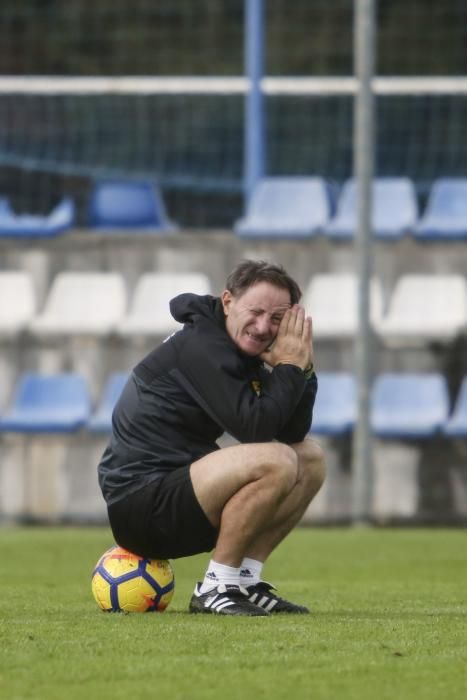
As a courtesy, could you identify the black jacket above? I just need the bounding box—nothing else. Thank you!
[98,293,317,505]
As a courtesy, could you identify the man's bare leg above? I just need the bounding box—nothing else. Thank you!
[189,441,303,615]
[190,439,324,565]
[190,441,300,566]
[244,438,325,562]
[189,439,325,614]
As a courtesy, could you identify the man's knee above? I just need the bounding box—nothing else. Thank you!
[255,442,299,494]
[293,438,326,492]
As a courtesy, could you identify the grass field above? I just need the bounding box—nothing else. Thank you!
[0,526,466,700]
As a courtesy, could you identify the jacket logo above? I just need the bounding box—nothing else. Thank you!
[251,380,261,397]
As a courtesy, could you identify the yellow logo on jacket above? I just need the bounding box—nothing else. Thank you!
[251,380,261,397]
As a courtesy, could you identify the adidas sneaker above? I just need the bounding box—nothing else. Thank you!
[246,581,310,614]
[189,583,270,616]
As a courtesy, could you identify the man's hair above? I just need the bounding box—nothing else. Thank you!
[225,259,302,304]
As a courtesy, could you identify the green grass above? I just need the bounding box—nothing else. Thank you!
[0,527,466,700]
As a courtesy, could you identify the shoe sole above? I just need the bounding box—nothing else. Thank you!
[189,603,269,617]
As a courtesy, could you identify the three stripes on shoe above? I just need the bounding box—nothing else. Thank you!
[199,585,277,613]
[247,589,278,612]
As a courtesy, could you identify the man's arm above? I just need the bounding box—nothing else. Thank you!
[260,304,316,443]
[173,306,314,443]
[275,371,317,443]
[172,341,308,442]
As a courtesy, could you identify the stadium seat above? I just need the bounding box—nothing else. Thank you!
[87,373,128,433]
[310,373,357,435]
[415,178,467,240]
[370,373,449,439]
[0,372,91,433]
[88,180,176,231]
[303,274,384,339]
[0,197,75,237]
[0,271,36,338]
[444,377,467,437]
[116,272,211,336]
[29,271,127,336]
[233,176,331,238]
[376,274,467,346]
[324,177,418,240]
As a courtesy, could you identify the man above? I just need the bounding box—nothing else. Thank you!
[98,259,325,616]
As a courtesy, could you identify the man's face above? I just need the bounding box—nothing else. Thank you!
[221,281,291,356]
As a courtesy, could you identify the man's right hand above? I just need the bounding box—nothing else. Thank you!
[260,305,313,371]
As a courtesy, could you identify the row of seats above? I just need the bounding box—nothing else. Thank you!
[1,270,466,345]
[0,181,176,237]
[0,270,211,338]
[305,273,467,344]
[236,176,467,240]
[0,371,466,437]
[0,372,126,434]
[2,176,467,240]
[313,373,467,438]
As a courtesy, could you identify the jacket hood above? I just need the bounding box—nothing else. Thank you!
[170,293,225,326]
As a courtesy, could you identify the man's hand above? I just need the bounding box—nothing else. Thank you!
[260,305,313,371]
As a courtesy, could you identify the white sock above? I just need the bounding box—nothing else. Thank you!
[199,560,241,593]
[239,557,264,587]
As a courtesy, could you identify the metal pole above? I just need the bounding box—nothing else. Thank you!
[244,0,265,211]
[351,0,376,523]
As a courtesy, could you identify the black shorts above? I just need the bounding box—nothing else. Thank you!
[107,467,218,560]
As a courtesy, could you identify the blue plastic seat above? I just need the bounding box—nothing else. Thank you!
[87,373,128,433]
[370,373,449,439]
[88,180,176,231]
[325,177,418,240]
[0,198,75,238]
[444,377,467,437]
[310,373,357,435]
[234,176,331,238]
[414,178,467,240]
[0,373,91,433]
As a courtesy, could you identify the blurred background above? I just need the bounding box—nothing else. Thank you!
[0,0,466,527]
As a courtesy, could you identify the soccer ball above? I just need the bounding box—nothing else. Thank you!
[91,545,175,613]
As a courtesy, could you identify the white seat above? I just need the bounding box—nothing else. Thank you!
[304,274,384,339]
[0,271,36,338]
[116,272,211,336]
[376,274,467,346]
[29,272,127,336]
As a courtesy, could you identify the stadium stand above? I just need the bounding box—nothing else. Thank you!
[1,3,467,527]
[0,198,75,238]
[324,177,418,240]
[444,376,467,437]
[88,180,176,232]
[303,274,384,340]
[376,274,467,346]
[233,176,331,238]
[87,372,128,433]
[116,271,211,337]
[415,178,467,240]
